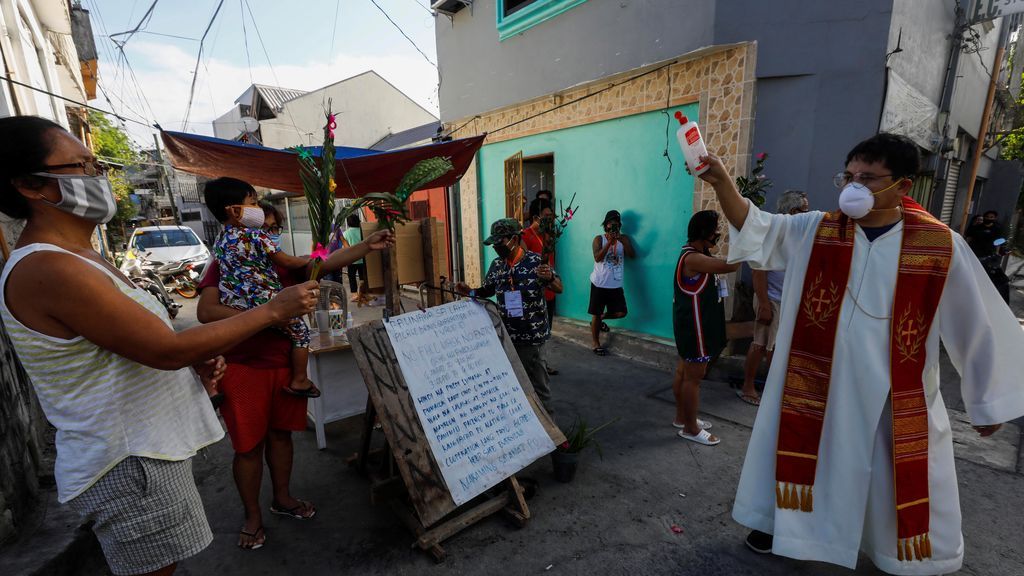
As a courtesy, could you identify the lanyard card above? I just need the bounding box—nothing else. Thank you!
[503,290,524,318]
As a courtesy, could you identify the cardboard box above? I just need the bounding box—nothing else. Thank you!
[362,220,429,289]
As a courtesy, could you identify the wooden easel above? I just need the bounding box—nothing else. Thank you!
[347,225,564,561]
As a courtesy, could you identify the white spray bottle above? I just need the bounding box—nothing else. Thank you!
[674,111,710,176]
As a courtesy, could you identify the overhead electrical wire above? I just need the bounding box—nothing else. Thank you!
[182,0,227,130]
[366,0,437,68]
[0,74,152,128]
[241,0,306,141]
[239,0,255,85]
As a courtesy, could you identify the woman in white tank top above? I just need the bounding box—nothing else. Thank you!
[588,210,636,355]
[0,117,319,575]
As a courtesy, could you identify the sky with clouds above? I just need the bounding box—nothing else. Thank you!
[83,0,439,146]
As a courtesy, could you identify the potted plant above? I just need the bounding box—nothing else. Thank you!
[551,416,617,483]
[735,152,773,208]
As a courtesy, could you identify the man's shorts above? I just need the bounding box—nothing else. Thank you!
[752,294,781,352]
[588,283,627,316]
[67,457,212,576]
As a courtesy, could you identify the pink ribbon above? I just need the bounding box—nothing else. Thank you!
[310,243,329,261]
[327,114,337,139]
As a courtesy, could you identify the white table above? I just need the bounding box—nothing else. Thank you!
[306,332,368,450]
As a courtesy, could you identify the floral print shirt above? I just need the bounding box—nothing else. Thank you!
[214,224,282,309]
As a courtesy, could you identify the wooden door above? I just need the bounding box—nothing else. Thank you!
[504,151,524,223]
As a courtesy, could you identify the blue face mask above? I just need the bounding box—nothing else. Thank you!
[268,233,282,248]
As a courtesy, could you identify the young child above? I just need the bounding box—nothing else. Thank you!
[203,177,320,398]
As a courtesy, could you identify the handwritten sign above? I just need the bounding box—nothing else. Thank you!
[384,300,555,506]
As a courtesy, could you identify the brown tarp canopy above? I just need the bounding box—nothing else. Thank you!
[160,130,485,197]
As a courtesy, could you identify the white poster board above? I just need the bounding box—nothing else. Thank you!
[384,300,555,506]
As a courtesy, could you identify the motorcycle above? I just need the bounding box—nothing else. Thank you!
[979,238,1011,304]
[120,254,181,319]
[146,257,206,299]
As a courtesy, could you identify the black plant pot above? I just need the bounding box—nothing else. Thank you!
[551,450,579,483]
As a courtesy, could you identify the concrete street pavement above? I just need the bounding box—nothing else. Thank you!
[167,295,1023,576]
[7,290,1022,575]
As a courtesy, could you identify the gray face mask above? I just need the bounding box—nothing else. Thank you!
[33,173,116,224]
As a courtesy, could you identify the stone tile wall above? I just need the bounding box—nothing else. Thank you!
[448,43,757,283]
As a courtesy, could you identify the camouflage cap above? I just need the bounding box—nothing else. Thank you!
[483,218,523,245]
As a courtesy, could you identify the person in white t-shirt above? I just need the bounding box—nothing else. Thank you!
[589,210,635,355]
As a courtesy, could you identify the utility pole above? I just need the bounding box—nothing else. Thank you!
[153,133,180,225]
[960,37,1005,233]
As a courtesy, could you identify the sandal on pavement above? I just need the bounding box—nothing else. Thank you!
[238,525,265,550]
[600,321,610,333]
[284,382,321,398]
[677,428,720,446]
[270,499,316,519]
[593,347,608,356]
[735,390,761,406]
[672,419,712,430]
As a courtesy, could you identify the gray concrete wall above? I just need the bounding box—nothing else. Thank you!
[979,158,1023,229]
[714,1,895,212]
[435,0,717,122]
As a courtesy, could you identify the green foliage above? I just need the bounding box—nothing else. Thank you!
[735,152,772,208]
[88,111,136,165]
[106,169,137,246]
[336,157,454,232]
[394,157,454,202]
[555,416,618,457]
[290,110,337,253]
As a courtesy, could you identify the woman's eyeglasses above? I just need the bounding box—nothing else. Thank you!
[264,225,283,234]
[35,160,109,176]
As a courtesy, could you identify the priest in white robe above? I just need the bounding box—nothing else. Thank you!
[696,133,1024,575]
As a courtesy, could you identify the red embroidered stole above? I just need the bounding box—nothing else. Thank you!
[776,197,952,562]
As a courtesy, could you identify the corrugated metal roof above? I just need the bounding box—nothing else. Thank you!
[234,84,308,113]
[370,121,444,151]
[254,85,307,111]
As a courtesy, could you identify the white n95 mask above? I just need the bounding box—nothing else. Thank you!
[838,179,903,219]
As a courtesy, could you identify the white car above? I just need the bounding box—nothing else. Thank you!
[126,225,210,265]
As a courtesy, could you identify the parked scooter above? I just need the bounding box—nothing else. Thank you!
[146,257,205,299]
[979,238,1011,304]
[120,253,181,319]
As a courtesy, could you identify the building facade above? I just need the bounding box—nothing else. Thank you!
[435,0,1022,340]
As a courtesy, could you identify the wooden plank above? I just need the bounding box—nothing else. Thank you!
[348,321,456,526]
[382,246,400,316]
[420,218,441,308]
[415,491,511,550]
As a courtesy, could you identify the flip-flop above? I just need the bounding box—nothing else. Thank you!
[672,419,712,430]
[736,390,761,406]
[593,347,608,356]
[284,382,322,398]
[270,499,316,519]
[600,322,610,333]
[678,428,720,446]
[238,525,265,550]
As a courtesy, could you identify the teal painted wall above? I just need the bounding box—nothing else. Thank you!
[477,103,699,340]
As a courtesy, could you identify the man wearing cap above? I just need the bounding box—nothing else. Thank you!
[589,210,636,356]
[456,218,563,413]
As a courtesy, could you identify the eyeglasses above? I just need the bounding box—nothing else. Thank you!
[264,225,283,234]
[35,160,109,176]
[833,171,893,189]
